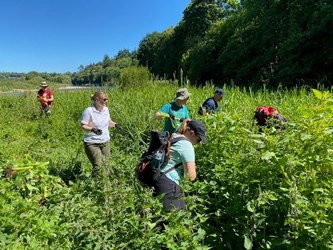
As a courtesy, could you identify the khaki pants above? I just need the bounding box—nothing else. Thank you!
[84,141,110,177]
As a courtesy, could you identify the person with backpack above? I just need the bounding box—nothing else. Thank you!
[153,119,207,211]
[154,88,191,134]
[198,88,224,115]
[37,81,54,115]
[81,91,122,177]
[253,105,288,131]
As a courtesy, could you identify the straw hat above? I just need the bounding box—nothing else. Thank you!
[40,81,48,87]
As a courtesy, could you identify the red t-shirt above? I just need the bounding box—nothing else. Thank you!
[37,89,53,107]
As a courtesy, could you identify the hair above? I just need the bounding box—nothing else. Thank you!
[177,119,192,135]
[91,91,107,102]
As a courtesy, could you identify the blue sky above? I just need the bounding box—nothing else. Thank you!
[0,0,190,73]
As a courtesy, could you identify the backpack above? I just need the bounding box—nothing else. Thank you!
[254,106,288,129]
[136,130,186,187]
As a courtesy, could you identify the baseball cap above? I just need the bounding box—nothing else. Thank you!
[215,88,224,95]
[174,88,191,100]
[188,119,207,144]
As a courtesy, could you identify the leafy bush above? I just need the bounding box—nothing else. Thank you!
[116,66,151,89]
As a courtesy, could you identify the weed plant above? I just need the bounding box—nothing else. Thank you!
[0,82,332,249]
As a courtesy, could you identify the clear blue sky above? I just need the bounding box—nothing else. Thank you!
[0,0,191,73]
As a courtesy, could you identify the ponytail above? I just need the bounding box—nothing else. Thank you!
[177,119,191,135]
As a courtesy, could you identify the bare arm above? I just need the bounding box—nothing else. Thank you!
[48,94,54,102]
[81,123,93,132]
[109,119,117,128]
[184,162,197,181]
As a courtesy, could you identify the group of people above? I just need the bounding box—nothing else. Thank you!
[37,81,223,211]
[79,87,223,211]
[153,87,223,211]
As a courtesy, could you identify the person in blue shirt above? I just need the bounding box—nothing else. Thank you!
[154,88,191,133]
[153,119,207,211]
[198,88,224,115]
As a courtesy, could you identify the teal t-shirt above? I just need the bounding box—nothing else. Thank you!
[159,102,190,133]
[161,133,195,185]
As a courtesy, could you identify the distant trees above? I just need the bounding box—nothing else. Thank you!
[2,0,331,88]
[136,0,333,87]
[71,49,140,86]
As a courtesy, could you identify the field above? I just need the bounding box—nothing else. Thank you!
[0,82,332,249]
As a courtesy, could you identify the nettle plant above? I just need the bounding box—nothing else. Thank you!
[189,88,333,249]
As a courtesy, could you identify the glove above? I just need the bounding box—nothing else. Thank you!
[169,114,175,120]
[91,127,102,135]
[179,118,184,122]
[115,124,123,130]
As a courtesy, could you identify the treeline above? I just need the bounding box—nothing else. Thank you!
[72,0,333,87]
[2,0,332,88]
[137,0,332,87]
[0,71,72,85]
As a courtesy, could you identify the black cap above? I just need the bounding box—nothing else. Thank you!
[188,120,207,144]
[215,88,224,95]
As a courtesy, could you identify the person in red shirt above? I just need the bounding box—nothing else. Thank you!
[37,81,54,115]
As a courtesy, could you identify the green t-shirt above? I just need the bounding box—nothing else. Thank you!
[159,102,190,133]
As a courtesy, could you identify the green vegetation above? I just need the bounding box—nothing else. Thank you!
[1,81,333,249]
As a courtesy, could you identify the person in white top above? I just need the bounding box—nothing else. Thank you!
[81,91,122,177]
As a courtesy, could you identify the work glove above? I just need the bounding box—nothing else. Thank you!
[169,114,175,120]
[91,127,102,135]
[115,124,123,131]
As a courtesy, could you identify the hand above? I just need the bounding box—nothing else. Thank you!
[91,127,102,135]
[115,124,123,130]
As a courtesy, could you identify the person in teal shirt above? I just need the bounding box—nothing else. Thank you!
[154,88,191,133]
[153,119,207,211]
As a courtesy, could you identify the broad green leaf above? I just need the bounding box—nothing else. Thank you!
[244,235,253,250]
[312,89,322,99]
[261,151,276,161]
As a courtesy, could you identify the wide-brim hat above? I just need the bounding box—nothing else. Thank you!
[40,81,48,87]
[174,88,191,101]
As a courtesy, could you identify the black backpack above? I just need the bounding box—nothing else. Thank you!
[136,130,186,187]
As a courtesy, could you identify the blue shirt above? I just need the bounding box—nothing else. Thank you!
[203,97,220,113]
[161,133,195,185]
[159,102,190,133]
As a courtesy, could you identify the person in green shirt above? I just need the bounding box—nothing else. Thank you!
[154,88,191,133]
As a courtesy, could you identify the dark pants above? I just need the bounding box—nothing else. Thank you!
[153,173,185,212]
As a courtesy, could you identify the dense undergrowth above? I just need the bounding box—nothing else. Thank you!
[0,82,332,249]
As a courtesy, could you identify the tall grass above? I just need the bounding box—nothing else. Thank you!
[0,82,332,249]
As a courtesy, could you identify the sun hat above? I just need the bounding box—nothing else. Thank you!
[188,119,207,144]
[174,88,191,101]
[40,81,48,87]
